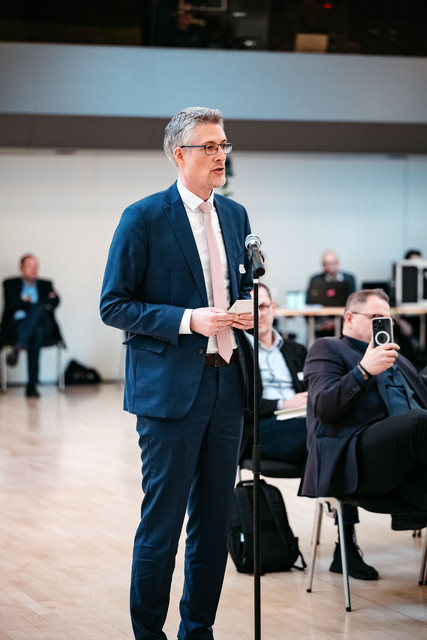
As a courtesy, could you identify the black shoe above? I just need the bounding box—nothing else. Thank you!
[26,384,40,398]
[6,348,20,366]
[330,541,379,581]
[391,514,427,531]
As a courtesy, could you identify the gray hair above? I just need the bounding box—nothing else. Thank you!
[344,288,389,313]
[163,106,224,166]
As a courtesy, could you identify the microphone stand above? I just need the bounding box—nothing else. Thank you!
[247,247,264,640]
[252,277,262,640]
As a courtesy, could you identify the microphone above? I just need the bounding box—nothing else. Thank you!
[245,234,265,278]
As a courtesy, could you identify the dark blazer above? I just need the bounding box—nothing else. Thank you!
[299,335,427,498]
[0,277,62,347]
[240,336,307,459]
[100,182,253,419]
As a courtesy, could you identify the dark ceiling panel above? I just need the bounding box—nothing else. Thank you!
[0,113,426,154]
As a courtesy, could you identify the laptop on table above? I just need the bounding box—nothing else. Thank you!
[306,278,350,307]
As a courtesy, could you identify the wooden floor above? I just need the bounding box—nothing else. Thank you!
[0,383,426,640]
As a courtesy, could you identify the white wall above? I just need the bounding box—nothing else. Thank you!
[2,43,427,124]
[1,148,426,383]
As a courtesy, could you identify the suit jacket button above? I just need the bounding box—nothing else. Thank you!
[198,348,205,355]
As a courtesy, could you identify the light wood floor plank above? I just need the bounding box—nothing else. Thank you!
[0,384,425,639]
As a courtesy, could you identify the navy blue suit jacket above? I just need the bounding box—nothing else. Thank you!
[100,182,253,419]
[299,335,427,497]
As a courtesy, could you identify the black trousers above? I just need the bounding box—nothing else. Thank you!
[14,306,52,386]
[258,415,359,525]
[355,408,427,511]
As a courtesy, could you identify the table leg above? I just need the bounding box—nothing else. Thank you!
[420,315,426,352]
[307,317,315,347]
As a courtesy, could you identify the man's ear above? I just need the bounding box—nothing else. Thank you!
[344,310,352,327]
[174,146,185,167]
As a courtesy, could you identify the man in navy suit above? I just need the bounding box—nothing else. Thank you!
[100,107,254,640]
[300,288,427,514]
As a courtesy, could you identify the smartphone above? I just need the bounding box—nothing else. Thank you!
[372,317,394,347]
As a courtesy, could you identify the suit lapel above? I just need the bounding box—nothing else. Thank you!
[280,341,302,392]
[163,184,208,305]
[215,197,238,304]
[397,359,427,409]
[375,373,389,408]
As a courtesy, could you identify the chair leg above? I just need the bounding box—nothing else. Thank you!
[337,499,352,611]
[0,347,7,393]
[310,497,324,546]
[57,345,65,392]
[419,529,427,585]
[307,499,323,593]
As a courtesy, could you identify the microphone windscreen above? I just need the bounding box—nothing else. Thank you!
[245,234,261,249]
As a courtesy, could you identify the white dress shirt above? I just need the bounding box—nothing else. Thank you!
[177,179,236,353]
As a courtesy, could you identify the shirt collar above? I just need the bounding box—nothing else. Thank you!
[325,271,344,282]
[177,179,214,211]
[342,334,368,354]
[271,327,284,350]
[257,327,284,352]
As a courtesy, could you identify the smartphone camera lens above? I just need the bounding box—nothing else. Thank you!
[375,331,390,345]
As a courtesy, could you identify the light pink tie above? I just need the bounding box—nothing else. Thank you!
[199,201,233,363]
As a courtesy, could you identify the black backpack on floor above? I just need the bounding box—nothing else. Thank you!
[64,359,102,385]
[228,479,306,574]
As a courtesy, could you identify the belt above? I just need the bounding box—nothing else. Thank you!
[204,349,238,367]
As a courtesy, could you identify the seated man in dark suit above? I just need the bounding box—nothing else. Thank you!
[244,283,378,579]
[0,254,62,397]
[307,250,356,295]
[299,288,427,561]
[306,250,356,337]
[245,283,308,463]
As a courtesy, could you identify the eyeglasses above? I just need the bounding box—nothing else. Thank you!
[352,311,395,324]
[180,142,232,156]
[258,303,272,313]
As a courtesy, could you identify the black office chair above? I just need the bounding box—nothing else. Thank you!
[238,455,304,480]
[0,338,66,393]
[307,494,427,611]
[0,304,66,393]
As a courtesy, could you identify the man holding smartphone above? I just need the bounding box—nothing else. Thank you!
[299,288,427,520]
[244,283,379,579]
